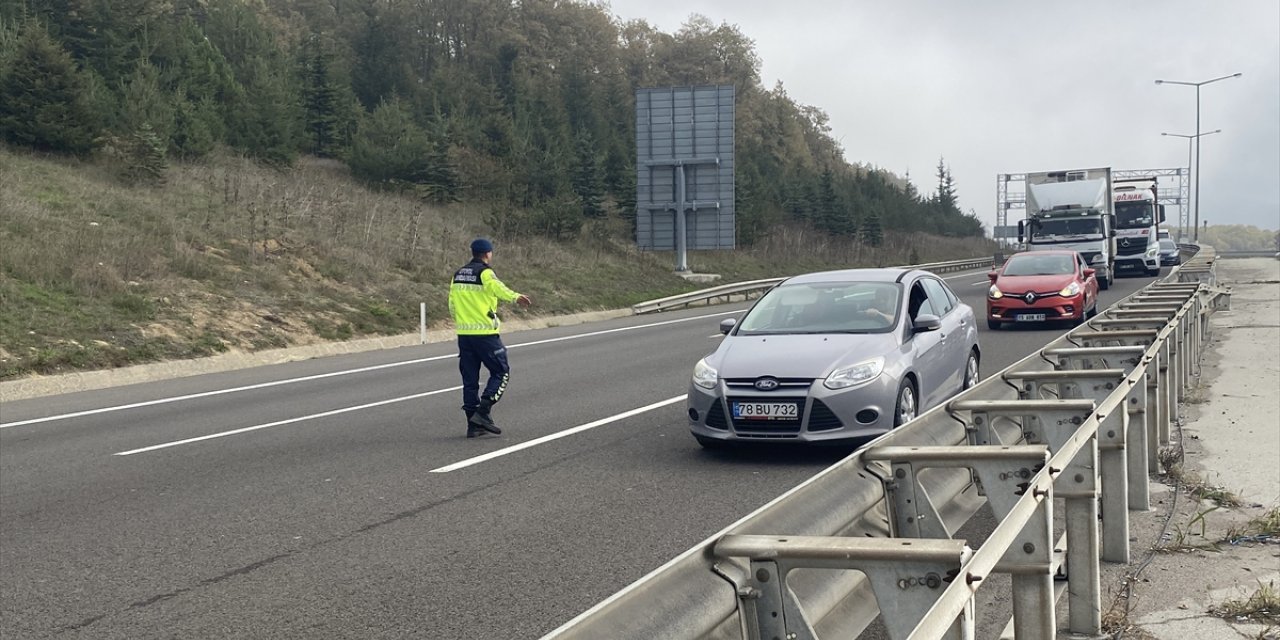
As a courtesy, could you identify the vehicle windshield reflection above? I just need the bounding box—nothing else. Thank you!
[736,282,901,335]
[1002,254,1075,277]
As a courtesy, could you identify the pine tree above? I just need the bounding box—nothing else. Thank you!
[421,110,460,203]
[300,35,342,157]
[817,169,854,236]
[120,122,167,185]
[935,156,957,212]
[118,59,174,143]
[227,55,298,165]
[169,91,217,158]
[0,25,100,154]
[571,128,606,218]
[861,211,884,247]
[348,96,431,185]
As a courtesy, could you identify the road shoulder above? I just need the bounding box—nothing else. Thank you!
[1101,258,1280,640]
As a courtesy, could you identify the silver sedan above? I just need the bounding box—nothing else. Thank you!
[687,268,981,448]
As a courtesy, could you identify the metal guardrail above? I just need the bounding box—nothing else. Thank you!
[546,245,1227,640]
[631,257,996,315]
[1215,249,1280,259]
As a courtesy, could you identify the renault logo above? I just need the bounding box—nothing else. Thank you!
[1023,292,1037,304]
[754,377,780,391]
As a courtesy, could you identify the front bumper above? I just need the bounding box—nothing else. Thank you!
[988,293,1085,323]
[1116,255,1159,272]
[687,375,899,444]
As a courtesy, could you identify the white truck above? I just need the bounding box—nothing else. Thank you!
[1018,167,1118,290]
[1113,177,1165,276]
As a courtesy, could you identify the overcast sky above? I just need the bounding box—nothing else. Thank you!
[604,0,1280,234]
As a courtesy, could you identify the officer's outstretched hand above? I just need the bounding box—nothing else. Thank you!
[516,294,533,307]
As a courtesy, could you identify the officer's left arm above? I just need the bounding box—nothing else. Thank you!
[480,269,521,303]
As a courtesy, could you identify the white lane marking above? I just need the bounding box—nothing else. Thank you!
[971,281,990,287]
[113,386,463,456]
[2,311,738,429]
[429,395,687,473]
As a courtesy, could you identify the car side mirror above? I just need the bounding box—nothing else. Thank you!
[719,318,737,335]
[987,270,999,282]
[912,314,942,333]
[1083,268,1096,278]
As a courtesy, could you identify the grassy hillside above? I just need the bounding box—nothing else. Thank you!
[0,146,996,379]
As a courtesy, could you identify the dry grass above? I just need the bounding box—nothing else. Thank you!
[0,145,998,378]
[1224,507,1280,544]
[1210,581,1280,624]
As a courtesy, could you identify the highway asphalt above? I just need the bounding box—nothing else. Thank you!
[0,268,1162,639]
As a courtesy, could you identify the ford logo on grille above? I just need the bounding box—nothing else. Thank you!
[754,377,780,391]
[1023,292,1037,304]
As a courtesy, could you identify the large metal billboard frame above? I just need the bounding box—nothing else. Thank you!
[635,85,736,271]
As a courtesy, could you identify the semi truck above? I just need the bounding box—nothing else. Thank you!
[1113,177,1165,276]
[1017,167,1117,290]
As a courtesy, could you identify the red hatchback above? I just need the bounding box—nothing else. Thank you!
[987,250,1099,330]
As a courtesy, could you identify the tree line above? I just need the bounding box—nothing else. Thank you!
[0,0,984,244]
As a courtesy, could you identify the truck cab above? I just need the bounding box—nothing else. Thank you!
[1113,178,1165,277]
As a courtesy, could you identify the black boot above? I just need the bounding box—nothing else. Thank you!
[465,410,483,438]
[468,398,502,434]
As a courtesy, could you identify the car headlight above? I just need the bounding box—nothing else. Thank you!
[824,357,885,390]
[1146,245,1158,257]
[1059,281,1081,297]
[988,285,1003,299]
[692,358,719,389]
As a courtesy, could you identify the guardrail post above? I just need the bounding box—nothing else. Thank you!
[1009,498,1056,640]
[1150,344,1166,469]
[1007,371,1131,564]
[1167,327,1180,440]
[1127,372,1151,512]
[1038,413,1102,636]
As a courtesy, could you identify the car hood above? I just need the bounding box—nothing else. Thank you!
[714,333,898,379]
[996,274,1074,293]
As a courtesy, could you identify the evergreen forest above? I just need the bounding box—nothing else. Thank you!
[0,0,985,244]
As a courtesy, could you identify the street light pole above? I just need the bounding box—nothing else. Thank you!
[1155,73,1242,241]
[1162,130,1221,241]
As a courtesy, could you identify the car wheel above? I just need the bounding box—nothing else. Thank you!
[987,319,1001,330]
[1100,275,1111,290]
[1146,266,1161,277]
[893,379,918,427]
[963,350,980,390]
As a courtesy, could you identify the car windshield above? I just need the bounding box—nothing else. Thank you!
[737,281,901,334]
[1003,254,1075,276]
[1159,239,1177,251]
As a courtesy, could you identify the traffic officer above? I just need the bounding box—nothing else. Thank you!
[448,238,532,438]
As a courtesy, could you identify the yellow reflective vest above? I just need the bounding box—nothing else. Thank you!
[449,260,521,335]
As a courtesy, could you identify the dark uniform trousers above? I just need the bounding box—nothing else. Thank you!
[457,334,510,413]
